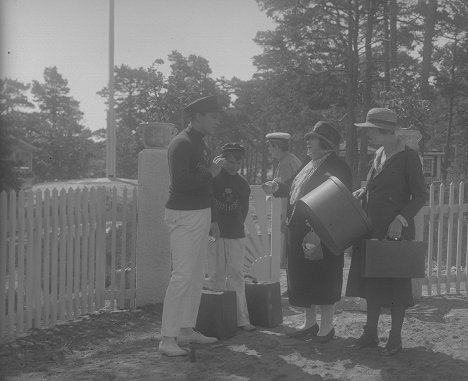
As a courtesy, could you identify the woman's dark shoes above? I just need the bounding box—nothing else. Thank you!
[287,323,319,338]
[351,328,379,349]
[380,342,402,356]
[380,332,402,356]
[309,328,335,344]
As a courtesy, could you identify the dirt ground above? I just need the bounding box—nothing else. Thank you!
[1,267,467,381]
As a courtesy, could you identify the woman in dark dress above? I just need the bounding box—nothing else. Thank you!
[346,108,427,356]
[263,122,352,343]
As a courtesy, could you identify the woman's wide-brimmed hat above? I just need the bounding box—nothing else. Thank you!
[304,121,341,149]
[354,107,399,130]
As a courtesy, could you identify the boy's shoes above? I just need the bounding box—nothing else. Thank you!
[159,340,188,357]
[177,330,218,345]
[287,323,319,338]
[239,324,256,332]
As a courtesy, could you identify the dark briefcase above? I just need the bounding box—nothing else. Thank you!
[362,239,426,278]
[195,290,237,340]
[245,281,283,327]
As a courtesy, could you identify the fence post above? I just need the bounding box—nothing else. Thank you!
[136,148,171,306]
[412,209,425,299]
[270,197,282,283]
[0,192,8,343]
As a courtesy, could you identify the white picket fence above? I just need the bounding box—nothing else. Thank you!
[1,181,467,342]
[414,181,468,295]
[0,185,137,343]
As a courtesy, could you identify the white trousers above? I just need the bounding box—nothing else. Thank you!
[210,238,250,327]
[161,208,211,337]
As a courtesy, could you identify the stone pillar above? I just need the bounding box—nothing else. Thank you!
[136,148,171,306]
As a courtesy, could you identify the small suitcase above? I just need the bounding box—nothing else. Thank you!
[362,239,426,278]
[245,281,283,327]
[195,290,237,340]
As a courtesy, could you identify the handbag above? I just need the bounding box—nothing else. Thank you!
[362,239,426,278]
[302,230,324,261]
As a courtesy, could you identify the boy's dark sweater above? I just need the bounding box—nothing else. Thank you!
[213,168,251,238]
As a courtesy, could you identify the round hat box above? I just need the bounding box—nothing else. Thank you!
[296,176,372,254]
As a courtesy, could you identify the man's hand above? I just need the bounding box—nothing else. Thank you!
[387,218,403,240]
[210,222,221,240]
[210,156,226,177]
[352,187,367,200]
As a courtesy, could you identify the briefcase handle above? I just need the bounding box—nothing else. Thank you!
[244,274,259,284]
[385,236,403,242]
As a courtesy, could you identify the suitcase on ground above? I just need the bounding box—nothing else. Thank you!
[245,281,283,327]
[362,239,426,278]
[195,290,237,340]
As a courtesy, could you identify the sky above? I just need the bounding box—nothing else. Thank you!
[1,0,275,131]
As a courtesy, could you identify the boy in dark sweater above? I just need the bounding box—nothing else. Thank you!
[209,143,255,331]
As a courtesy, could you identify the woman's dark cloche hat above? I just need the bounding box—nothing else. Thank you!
[354,107,399,130]
[221,143,245,155]
[304,121,341,149]
[184,95,220,115]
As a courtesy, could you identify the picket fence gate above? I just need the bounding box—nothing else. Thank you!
[414,181,468,296]
[0,185,137,344]
[243,186,282,282]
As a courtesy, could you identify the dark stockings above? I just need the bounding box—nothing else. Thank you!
[365,302,381,336]
[366,302,405,339]
[390,305,405,339]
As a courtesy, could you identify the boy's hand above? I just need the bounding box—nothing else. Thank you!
[210,222,220,240]
[210,156,226,177]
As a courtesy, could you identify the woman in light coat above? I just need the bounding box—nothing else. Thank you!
[346,108,427,356]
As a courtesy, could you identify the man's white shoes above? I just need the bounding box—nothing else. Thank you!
[177,330,218,345]
[158,340,188,357]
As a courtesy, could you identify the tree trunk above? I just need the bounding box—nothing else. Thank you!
[442,94,455,181]
[420,0,438,99]
[442,39,458,181]
[383,0,391,91]
[253,148,259,184]
[389,0,398,68]
[247,146,255,184]
[359,0,375,182]
[241,140,247,177]
[261,118,268,183]
[345,0,360,184]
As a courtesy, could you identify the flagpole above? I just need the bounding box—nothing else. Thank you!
[106,0,116,178]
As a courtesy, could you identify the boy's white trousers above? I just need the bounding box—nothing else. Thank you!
[161,207,211,337]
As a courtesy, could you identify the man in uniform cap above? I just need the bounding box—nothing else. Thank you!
[265,132,302,184]
[159,95,225,356]
[264,132,302,274]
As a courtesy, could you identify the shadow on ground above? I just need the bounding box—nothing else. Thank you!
[1,296,467,380]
